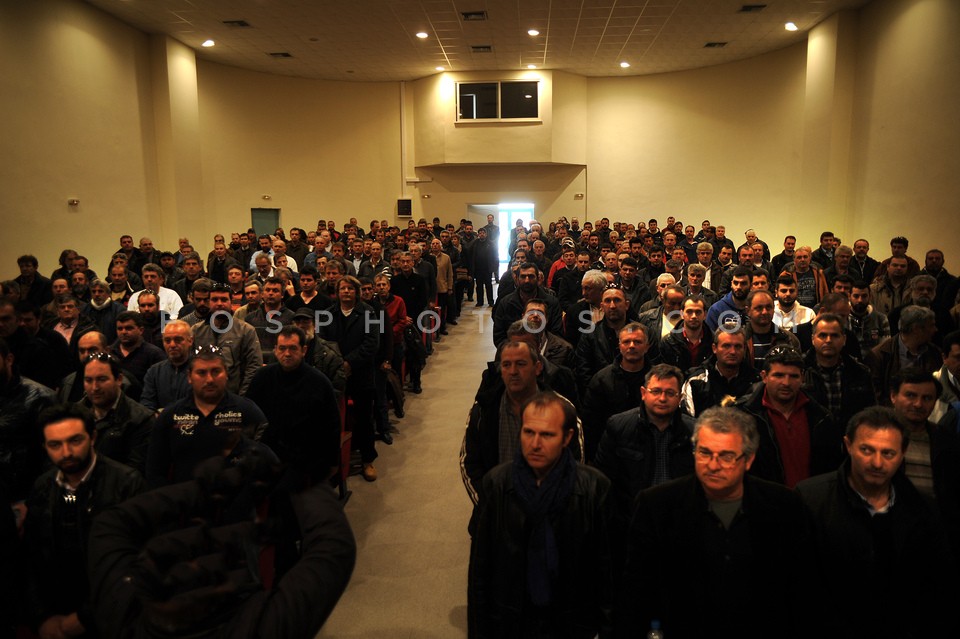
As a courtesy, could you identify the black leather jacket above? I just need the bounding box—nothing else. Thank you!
[24,456,145,628]
[468,461,613,639]
[0,375,56,501]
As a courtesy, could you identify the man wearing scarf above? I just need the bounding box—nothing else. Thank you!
[468,391,612,638]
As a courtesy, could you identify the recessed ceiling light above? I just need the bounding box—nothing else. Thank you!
[785,22,798,31]
[436,66,445,71]
[524,94,533,99]
[528,29,539,36]
[416,32,429,39]
[527,64,536,69]
[620,61,630,68]
[202,39,215,47]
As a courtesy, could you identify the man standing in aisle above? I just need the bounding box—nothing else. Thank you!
[468,391,612,638]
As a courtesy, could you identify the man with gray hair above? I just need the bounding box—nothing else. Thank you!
[128,263,183,319]
[867,304,942,405]
[618,406,812,636]
[887,273,952,342]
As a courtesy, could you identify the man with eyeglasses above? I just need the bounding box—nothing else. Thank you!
[797,406,953,637]
[141,320,194,412]
[146,345,268,487]
[618,407,813,637]
[594,364,694,559]
[75,352,154,474]
[735,346,842,487]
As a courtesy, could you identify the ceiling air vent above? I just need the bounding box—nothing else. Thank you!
[461,11,488,21]
[471,45,493,53]
[222,20,251,27]
[704,42,727,48]
[268,52,293,58]
[738,4,767,12]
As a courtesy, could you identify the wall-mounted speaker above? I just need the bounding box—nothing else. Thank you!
[397,198,412,217]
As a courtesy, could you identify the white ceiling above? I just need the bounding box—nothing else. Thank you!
[84,0,871,82]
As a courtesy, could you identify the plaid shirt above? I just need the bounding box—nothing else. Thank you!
[814,363,843,417]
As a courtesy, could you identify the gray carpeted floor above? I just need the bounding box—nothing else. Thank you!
[318,305,497,638]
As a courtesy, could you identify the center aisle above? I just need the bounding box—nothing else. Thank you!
[317,305,498,639]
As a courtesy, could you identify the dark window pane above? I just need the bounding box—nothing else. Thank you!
[501,81,538,118]
[459,83,499,119]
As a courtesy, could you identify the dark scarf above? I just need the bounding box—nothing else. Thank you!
[512,446,577,607]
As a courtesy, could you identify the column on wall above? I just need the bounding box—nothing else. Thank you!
[799,10,859,235]
[149,34,205,246]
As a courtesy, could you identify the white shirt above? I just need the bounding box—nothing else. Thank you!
[128,286,184,319]
[772,301,816,329]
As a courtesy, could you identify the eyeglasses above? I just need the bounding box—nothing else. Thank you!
[644,388,679,399]
[211,282,231,292]
[694,447,746,468]
[193,344,223,357]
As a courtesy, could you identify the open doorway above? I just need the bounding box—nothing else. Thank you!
[466,202,534,273]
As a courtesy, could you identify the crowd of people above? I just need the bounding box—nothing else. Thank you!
[2,213,960,637]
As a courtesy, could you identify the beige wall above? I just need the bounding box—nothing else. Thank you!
[0,0,159,273]
[847,0,960,261]
[2,0,957,279]
[196,62,403,239]
[585,43,808,247]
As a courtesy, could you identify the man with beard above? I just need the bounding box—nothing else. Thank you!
[705,266,752,332]
[770,235,797,278]
[492,263,563,347]
[177,277,215,326]
[743,289,800,369]
[849,280,890,356]
[133,291,165,348]
[110,311,166,386]
[69,270,91,304]
[145,347,268,487]
[23,404,144,639]
[247,326,341,486]
[772,275,815,330]
[76,353,154,474]
[141,320,194,412]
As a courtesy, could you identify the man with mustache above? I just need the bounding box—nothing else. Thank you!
[23,404,144,639]
[145,346,268,487]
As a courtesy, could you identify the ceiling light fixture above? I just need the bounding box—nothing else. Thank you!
[785,22,798,31]
[620,61,630,68]
[202,39,215,47]
[528,29,539,36]
[436,66,445,71]
[416,32,429,39]
[527,64,536,69]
